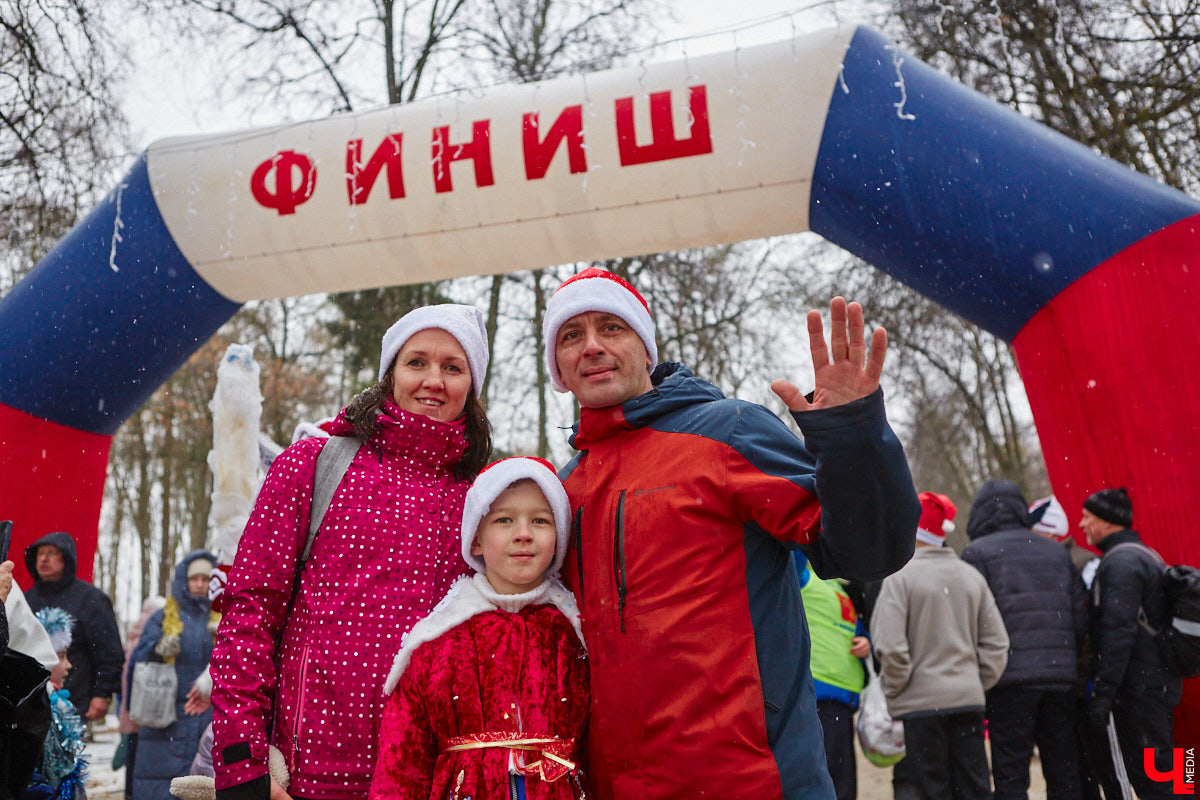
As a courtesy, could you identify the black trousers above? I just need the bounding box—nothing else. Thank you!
[903,712,993,800]
[986,685,1082,799]
[1094,690,1178,799]
[817,700,857,800]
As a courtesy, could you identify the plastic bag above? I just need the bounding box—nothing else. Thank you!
[856,659,905,767]
[130,660,178,729]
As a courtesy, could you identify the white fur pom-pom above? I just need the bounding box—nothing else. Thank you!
[269,745,290,790]
[192,667,213,701]
[169,776,214,800]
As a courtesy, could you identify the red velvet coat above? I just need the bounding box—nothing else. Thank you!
[369,605,589,800]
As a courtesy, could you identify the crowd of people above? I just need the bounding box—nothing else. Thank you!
[858,482,1182,800]
[0,267,1185,800]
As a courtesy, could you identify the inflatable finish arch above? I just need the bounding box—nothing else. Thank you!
[2,26,1198,583]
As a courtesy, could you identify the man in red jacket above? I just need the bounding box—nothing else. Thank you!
[542,268,920,800]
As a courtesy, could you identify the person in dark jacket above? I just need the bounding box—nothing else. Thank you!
[544,268,921,800]
[128,550,220,800]
[962,479,1087,800]
[1080,487,1181,800]
[23,531,124,721]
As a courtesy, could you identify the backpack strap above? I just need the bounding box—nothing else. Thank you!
[302,435,362,566]
[275,434,362,657]
[1106,541,1166,570]
[1100,541,1167,636]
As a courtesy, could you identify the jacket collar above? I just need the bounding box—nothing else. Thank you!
[570,362,723,449]
[913,546,958,558]
[1097,528,1140,553]
[328,399,467,469]
[382,574,584,695]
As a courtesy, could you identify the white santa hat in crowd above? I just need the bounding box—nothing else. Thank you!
[915,491,957,547]
[1029,495,1070,540]
[377,304,489,395]
[541,267,658,393]
[460,456,572,575]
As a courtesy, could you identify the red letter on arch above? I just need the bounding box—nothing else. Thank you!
[432,121,495,193]
[523,106,587,180]
[615,85,713,167]
[346,133,405,205]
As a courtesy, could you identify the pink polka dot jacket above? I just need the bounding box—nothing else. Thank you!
[210,400,472,799]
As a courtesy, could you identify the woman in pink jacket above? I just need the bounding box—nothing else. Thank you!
[211,305,492,800]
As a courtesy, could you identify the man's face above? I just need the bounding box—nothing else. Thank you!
[36,545,65,581]
[1079,509,1117,546]
[554,311,653,409]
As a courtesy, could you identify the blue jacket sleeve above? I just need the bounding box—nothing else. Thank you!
[130,609,165,670]
[793,388,919,582]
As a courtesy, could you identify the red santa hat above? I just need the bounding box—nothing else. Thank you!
[541,267,658,393]
[915,491,957,547]
[460,457,572,575]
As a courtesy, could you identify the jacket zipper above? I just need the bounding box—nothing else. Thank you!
[293,646,311,752]
[614,490,628,632]
[572,507,585,607]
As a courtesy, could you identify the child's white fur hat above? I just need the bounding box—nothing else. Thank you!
[461,457,571,575]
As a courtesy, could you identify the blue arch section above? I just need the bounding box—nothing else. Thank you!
[810,26,1200,342]
[0,154,241,435]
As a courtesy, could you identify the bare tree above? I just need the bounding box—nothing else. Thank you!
[778,0,1200,505]
[779,239,1048,511]
[878,0,1200,194]
[0,0,128,289]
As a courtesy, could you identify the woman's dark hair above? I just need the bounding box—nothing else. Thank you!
[343,369,492,482]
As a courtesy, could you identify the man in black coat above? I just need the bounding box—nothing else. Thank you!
[23,530,124,721]
[962,479,1088,800]
[1081,487,1181,800]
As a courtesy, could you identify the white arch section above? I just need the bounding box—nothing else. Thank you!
[3,24,1200,624]
[148,28,850,301]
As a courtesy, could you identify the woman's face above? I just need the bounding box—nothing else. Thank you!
[188,573,209,597]
[389,328,472,422]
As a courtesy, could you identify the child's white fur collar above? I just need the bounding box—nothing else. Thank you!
[382,574,584,695]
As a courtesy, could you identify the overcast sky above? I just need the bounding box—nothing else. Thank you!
[122,2,852,150]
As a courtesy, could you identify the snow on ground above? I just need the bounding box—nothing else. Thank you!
[82,714,1048,799]
[86,715,126,800]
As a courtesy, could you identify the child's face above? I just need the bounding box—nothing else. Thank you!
[188,573,209,597]
[471,480,557,595]
[51,650,71,687]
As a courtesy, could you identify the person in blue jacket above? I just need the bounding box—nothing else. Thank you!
[128,550,220,800]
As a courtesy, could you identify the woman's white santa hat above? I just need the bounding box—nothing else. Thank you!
[915,491,957,547]
[460,456,572,575]
[377,303,489,395]
[541,267,658,393]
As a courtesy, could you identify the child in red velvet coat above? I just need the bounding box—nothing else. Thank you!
[369,457,589,800]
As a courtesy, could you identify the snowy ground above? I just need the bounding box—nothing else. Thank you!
[83,717,1048,799]
[85,715,125,800]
